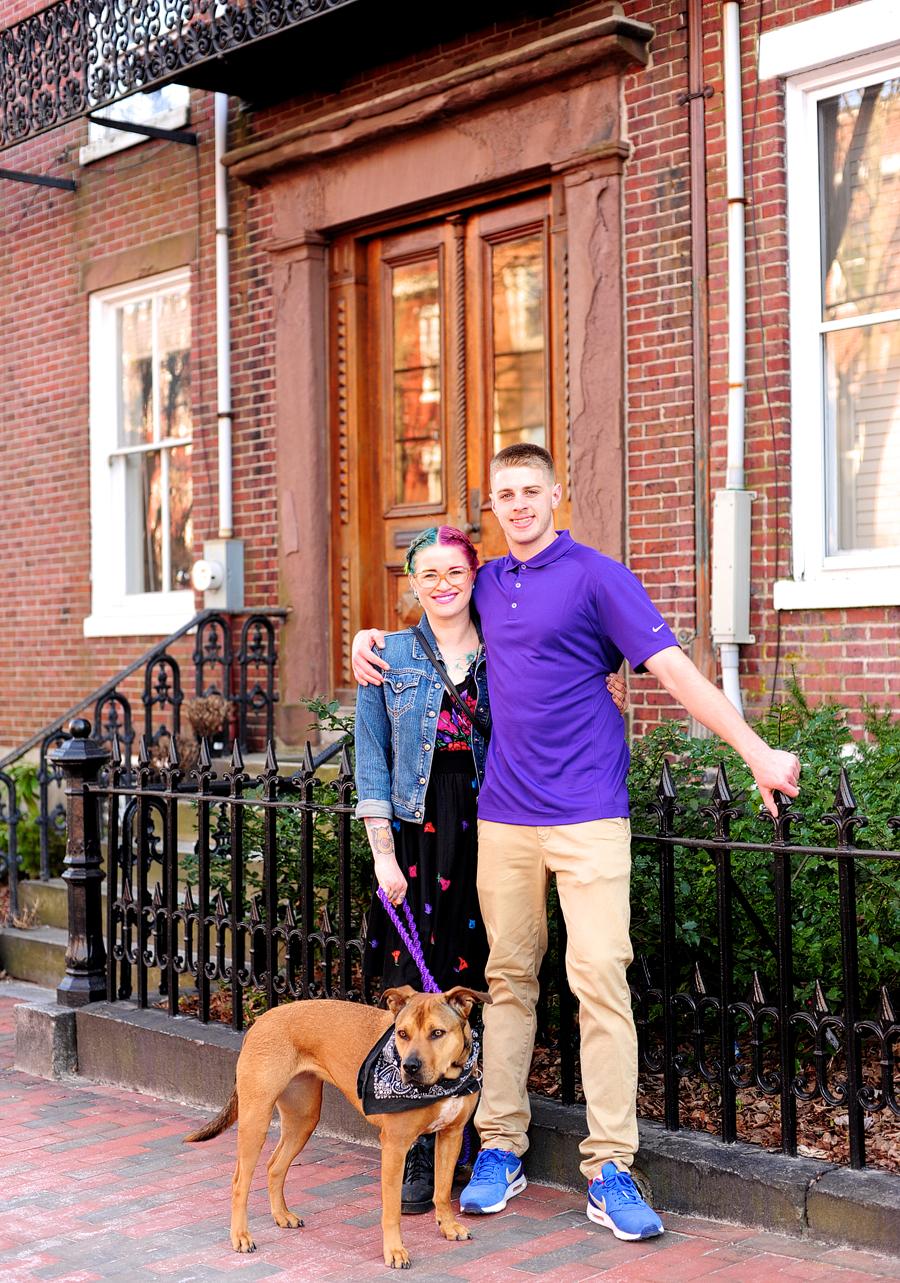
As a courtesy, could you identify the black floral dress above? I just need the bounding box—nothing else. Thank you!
[363,669,489,992]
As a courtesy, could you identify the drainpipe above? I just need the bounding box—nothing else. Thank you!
[712,0,754,715]
[683,0,716,737]
[190,94,244,612]
[215,91,233,541]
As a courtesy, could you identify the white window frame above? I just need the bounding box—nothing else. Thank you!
[85,267,196,638]
[79,85,191,165]
[774,42,900,611]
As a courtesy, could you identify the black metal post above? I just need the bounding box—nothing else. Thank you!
[652,761,682,1131]
[262,744,280,1010]
[337,746,354,998]
[50,720,111,1008]
[838,854,865,1168]
[228,743,246,1032]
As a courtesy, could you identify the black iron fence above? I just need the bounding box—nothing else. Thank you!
[44,721,900,1172]
[0,609,284,920]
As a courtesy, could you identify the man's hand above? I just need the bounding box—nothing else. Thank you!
[643,646,801,818]
[353,628,389,686]
[607,672,629,716]
[742,744,803,818]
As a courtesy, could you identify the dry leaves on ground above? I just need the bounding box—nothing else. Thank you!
[528,1043,900,1175]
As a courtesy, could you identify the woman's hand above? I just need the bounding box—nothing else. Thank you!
[374,852,408,906]
[365,818,407,904]
[607,671,629,715]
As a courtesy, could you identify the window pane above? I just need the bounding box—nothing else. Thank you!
[825,319,900,551]
[392,261,442,506]
[169,444,193,590]
[491,233,546,454]
[820,80,900,321]
[158,289,192,440]
[119,299,153,446]
[125,450,164,593]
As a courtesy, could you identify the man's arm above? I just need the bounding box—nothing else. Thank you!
[643,646,801,817]
[352,628,629,713]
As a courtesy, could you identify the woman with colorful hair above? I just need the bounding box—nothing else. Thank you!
[354,525,490,1215]
[355,525,489,1002]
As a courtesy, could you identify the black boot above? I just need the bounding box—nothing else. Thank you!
[401,1134,435,1214]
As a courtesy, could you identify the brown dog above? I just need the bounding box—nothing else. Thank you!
[184,986,489,1269]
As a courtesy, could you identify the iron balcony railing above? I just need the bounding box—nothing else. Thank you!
[0,608,284,919]
[48,721,900,1172]
[0,0,355,152]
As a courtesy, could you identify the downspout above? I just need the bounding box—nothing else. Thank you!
[683,0,716,736]
[190,94,243,612]
[215,92,233,540]
[712,0,754,715]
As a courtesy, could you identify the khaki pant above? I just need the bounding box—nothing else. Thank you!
[475,818,637,1178]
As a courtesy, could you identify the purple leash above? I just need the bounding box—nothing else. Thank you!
[376,888,441,993]
[376,888,477,1166]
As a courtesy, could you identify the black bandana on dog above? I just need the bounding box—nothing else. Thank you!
[357,1025,481,1115]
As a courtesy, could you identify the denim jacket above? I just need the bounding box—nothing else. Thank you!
[354,614,489,824]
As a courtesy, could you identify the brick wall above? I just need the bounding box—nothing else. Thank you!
[0,91,278,749]
[620,0,900,736]
[1,0,897,754]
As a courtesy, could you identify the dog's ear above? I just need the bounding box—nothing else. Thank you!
[381,985,417,1015]
[443,986,492,1020]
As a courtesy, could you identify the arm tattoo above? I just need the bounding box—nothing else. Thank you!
[365,818,395,858]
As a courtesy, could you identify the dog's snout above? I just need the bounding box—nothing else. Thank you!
[402,1054,423,1076]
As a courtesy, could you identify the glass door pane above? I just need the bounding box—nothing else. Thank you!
[391,259,443,507]
[490,232,546,454]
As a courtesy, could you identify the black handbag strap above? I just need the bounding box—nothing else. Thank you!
[411,626,491,742]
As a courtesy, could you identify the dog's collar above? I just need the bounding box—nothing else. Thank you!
[356,1024,481,1116]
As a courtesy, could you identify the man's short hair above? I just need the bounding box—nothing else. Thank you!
[490,443,557,484]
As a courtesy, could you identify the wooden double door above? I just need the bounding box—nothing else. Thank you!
[328,188,571,692]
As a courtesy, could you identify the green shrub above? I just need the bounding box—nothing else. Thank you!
[627,680,900,1007]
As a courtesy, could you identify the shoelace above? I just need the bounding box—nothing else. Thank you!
[472,1148,512,1181]
[596,1170,641,1205]
[405,1141,433,1184]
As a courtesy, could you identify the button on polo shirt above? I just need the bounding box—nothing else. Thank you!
[473,530,679,824]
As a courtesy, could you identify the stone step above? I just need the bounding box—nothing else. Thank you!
[0,925,67,990]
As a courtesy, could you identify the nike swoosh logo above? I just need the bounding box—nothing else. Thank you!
[652,622,665,632]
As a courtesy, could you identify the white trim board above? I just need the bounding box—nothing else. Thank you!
[759,0,900,79]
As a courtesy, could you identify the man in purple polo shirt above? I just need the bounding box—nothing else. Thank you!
[353,444,801,1242]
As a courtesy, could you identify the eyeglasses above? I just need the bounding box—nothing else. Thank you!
[412,567,472,589]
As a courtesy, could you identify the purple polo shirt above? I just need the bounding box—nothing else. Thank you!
[472,530,678,824]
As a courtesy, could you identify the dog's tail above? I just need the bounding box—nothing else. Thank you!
[183,1087,239,1143]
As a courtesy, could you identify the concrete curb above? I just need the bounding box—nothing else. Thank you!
[12,998,900,1259]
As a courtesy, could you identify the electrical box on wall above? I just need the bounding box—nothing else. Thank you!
[711,490,755,644]
[190,539,244,612]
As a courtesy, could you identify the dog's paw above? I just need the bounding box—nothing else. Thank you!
[384,1246,411,1269]
[273,1210,304,1229]
[437,1217,472,1242]
[231,1231,256,1253]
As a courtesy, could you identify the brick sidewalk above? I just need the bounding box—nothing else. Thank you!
[2,993,899,1283]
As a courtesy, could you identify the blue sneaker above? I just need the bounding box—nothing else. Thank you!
[459,1148,527,1214]
[586,1162,664,1240]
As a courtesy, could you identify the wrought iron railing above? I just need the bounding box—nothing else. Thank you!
[0,0,355,153]
[48,720,900,1170]
[0,608,284,920]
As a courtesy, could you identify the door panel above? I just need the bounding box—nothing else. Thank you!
[329,188,569,690]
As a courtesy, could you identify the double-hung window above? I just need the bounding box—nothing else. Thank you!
[768,10,900,609]
[86,268,195,636]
